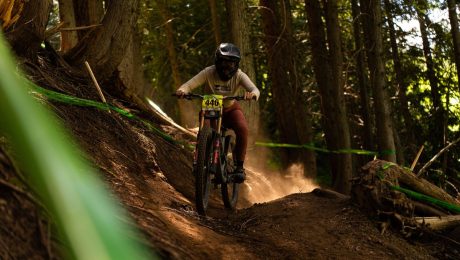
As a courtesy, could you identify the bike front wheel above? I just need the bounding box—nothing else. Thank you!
[194,125,213,215]
[221,135,239,210]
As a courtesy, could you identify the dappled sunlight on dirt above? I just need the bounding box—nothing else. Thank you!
[161,210,206,241]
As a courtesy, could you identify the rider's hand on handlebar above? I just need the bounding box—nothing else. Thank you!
[176,89,188,98]
[244,92,257,101]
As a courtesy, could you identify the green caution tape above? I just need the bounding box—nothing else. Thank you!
[29,83,192,149]
[391,185,460,214]
[255,141,394,156]
[30,83,398,156]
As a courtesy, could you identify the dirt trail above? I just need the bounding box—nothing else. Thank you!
[1,91,458,259]
[61,102,457,259]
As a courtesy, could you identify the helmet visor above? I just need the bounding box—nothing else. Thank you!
[218,59,237,79]
[216,56,239,80]
[221,59,237,72]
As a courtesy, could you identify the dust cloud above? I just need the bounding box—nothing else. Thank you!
[240,126,319,204]
[243,163,318,204]
[155,97,318,205]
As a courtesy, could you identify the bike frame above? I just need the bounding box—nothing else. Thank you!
[196,103,228,184]
[175,93,249,214]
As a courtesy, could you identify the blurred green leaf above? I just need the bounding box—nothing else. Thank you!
[0,33,152,259]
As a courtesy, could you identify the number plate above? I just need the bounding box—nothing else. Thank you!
[202,95,223,111]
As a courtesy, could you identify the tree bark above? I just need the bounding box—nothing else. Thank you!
[260,0,317,177]
[383,0,417,161]
[5,0,52,60]
[58,0,78,52]
[447,0,460,94]
[415,0,445,152]
[117,30,150,111]
[209,0,222,45]
[65,0,139,82]
[155,0,196,127]
[305,0,352,193]
[360,0,397,162]
[225,0,269,170]
[351,0,374,153]
[73,0,104,40]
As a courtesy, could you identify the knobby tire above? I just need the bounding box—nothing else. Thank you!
[195,126,213,215]
[221,134,239,209]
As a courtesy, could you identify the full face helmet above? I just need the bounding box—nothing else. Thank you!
[215,43,241,81]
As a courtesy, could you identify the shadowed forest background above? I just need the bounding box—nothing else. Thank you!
[3,0,460,194]
[1,0,460,258]
[117,0,459,193]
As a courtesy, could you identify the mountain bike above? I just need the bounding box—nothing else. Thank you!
[175,93,249,215]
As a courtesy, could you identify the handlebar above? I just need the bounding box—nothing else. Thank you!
[172,93,255,101]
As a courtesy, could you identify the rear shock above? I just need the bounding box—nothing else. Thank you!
[212,138,221,165]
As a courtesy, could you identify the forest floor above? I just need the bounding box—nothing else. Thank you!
[1,60,459,259]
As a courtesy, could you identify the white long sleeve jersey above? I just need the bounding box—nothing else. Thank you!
[177,65,260,108]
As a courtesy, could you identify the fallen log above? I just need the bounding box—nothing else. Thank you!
[312,188,350,200]
[397,167,460,207]
[412,201,447,217]
[351,159,460,237]
[415,215,460,231]
[354,160,460,211]
[391,186,460,214]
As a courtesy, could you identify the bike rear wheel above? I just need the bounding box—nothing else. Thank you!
[221,134,239,210]
[194,125,213,215]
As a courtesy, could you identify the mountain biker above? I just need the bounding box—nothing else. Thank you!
[176,43,260,183]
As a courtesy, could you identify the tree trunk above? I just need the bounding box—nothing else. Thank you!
[447,0,460,93]
[73,0,104,40]
[65,0,139,82]
[225,0,269,170]
[351,0,374,153]
[259,0,317,177]
[383,0,417,161]
[360,0,397,162]
[58,0,78,52]
[415,1,445,152]
[155,0,196,128]
[305,0,352,193]
[208,0,221,45]
[5,0,52,60]
[117,30,150,111]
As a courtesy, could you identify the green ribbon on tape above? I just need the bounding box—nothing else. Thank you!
[29,83,191,148]
[255,141,395,156]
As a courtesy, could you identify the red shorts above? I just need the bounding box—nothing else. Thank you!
[222,102,248,162]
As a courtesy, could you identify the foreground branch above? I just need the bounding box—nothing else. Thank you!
[417,137,460,177]
[415,215,460,231]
